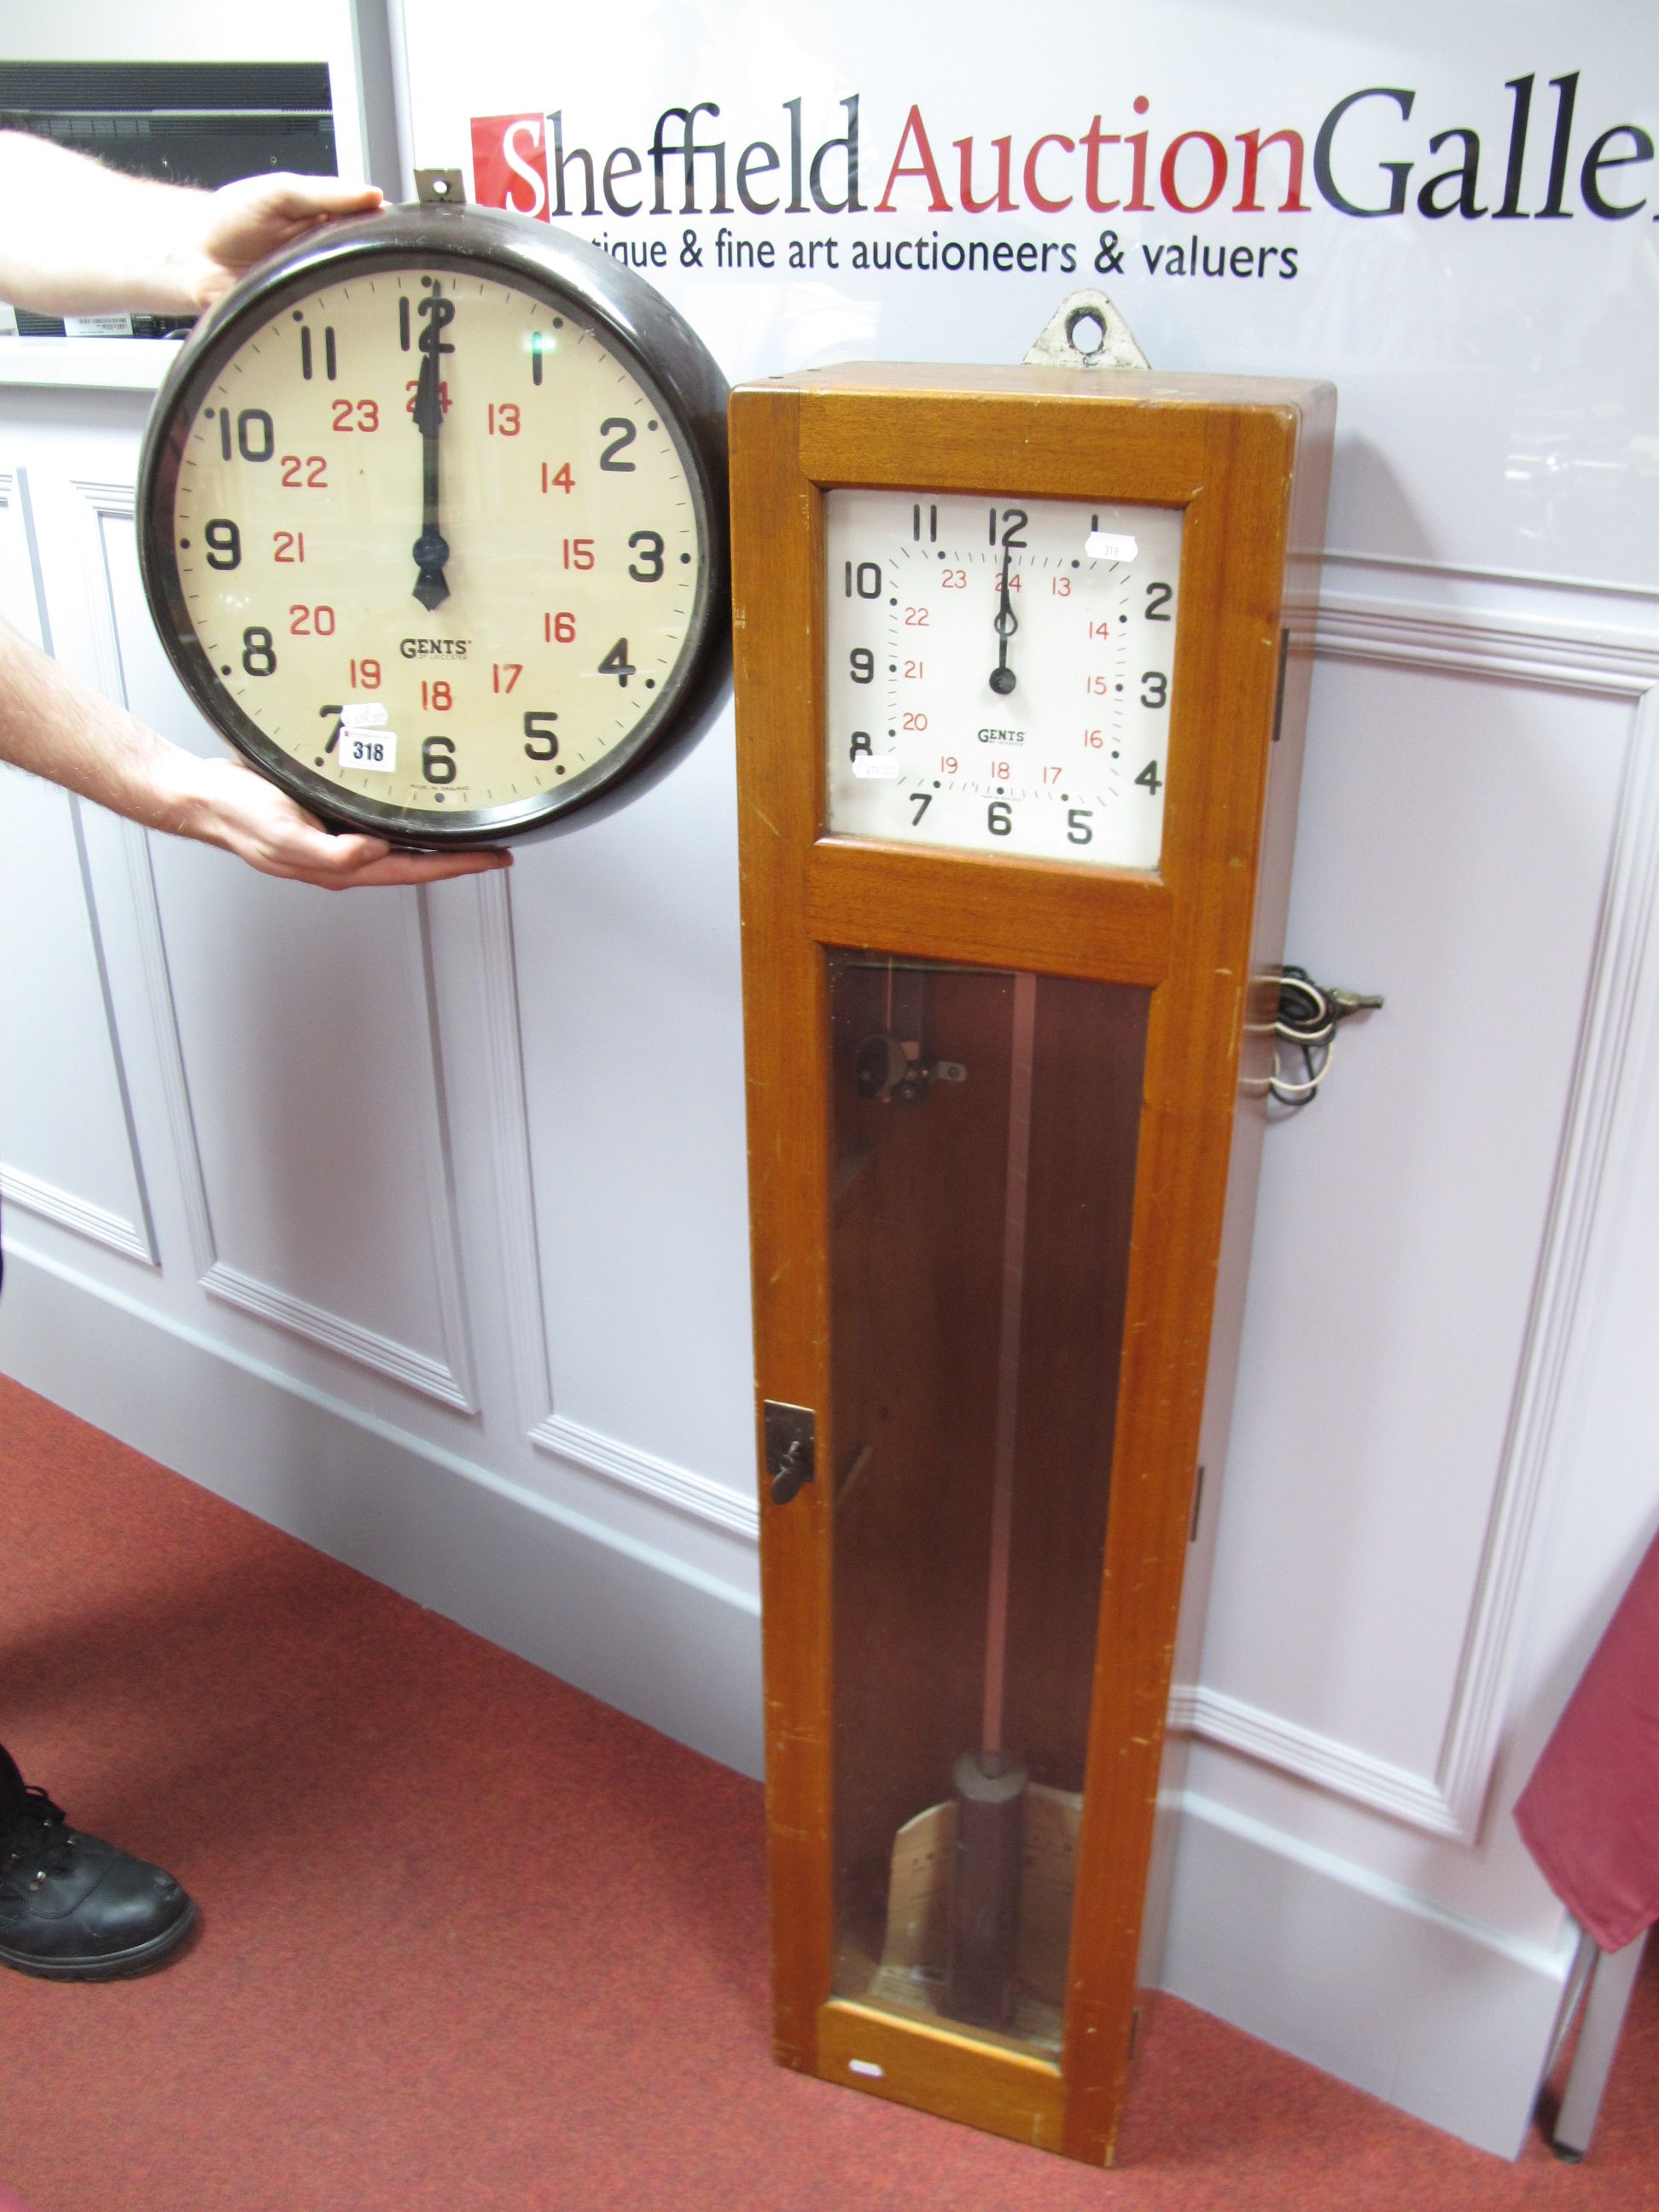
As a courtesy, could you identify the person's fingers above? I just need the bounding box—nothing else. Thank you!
[189,178,385,301]
[282,847,515,889]
[187,759,511,888]
[217,174,383,228]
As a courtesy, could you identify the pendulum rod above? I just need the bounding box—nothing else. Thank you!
[947,968,1039,2030]
[981,968,1038,1754]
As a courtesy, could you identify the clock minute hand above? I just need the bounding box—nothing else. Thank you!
[990,544,1017,696]
[410,338,451,613]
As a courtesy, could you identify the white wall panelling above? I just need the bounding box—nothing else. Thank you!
[455,859,760,1540]
[0,469,158,1269]
[1182,569,1659,1843]
[60,476,482,1412]
[0,1232,765,1778]
[1161,1790,1578,2158]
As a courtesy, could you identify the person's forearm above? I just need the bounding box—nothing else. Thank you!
[0,617,202,829]
[0,618,511,889]
[0,134,212,316]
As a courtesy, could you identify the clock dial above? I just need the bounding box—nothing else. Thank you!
[823,490,1183,870]
[140,210,728,845]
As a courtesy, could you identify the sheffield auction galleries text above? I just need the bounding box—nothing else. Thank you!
[473,75,1659,229]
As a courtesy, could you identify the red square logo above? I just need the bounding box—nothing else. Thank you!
[470,114,550,220]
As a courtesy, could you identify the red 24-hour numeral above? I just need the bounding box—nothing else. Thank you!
[273,532,305,562]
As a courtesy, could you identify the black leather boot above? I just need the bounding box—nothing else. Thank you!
[0,1760,195,1979]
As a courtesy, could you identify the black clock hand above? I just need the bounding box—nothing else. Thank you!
[990,544,1017,696]
[411,290,453,611]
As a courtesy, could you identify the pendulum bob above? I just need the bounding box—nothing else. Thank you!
[947,1747,1029,2029]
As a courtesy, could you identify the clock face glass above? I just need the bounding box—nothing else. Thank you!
[162,262,711,830]
[823,490,1183,870]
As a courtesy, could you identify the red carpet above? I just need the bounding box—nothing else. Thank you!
[0,1371,1653,2211]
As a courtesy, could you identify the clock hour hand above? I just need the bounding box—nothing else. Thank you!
[410,306,451,612]
[990,544,1017,696]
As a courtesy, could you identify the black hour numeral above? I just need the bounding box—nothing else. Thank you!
[299,325,337,381]
[1140,671,1168,709]
[1135,760,1164,796]
[598,638,636,686]
[912,504,937,544]
[987,799,1012,835]
[530,333,547,387]
[988,507,1027,550]
[849,647,875,684]
[318,703,343,755]
[422,735,457,785]
[203,518,241,570]
[216,407,275,463]
[627,530,665,583]
[1067,808,1093,844]
[399,297,411,352]
[844,561,882,600]
[910,792,932,824]
[1145,581,1173,620]
[598,418,637,471]
[241,626,276,677]
[522,712,559,762]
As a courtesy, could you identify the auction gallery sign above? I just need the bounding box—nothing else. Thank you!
[473,74,1659,288]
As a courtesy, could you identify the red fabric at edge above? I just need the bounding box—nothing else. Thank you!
[1515,1525,1659,1953]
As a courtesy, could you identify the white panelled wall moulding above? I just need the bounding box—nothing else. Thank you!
[463,866,761,1537]
[0,468,160,1268]
[60,475,482,1415]
[1178,571,1659,1843]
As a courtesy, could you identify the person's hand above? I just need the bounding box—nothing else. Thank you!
[170,752,511,889]
[175,173,385,310]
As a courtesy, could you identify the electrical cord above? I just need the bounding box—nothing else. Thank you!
[1269,964,1383,1108]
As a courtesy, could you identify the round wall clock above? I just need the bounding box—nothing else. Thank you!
[137,198,730,846]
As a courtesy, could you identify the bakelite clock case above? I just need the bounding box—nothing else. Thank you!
[730,364,1335,2166]
[137,202,731,846]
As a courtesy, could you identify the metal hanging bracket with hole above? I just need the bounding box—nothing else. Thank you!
[414,169,467,207]
[1023,290,1150,371]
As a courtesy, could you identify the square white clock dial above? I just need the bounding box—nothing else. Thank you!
[823,489,1183,870]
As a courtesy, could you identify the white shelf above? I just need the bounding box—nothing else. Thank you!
[0,337,183,392]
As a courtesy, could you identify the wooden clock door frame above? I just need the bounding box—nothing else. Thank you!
[731,365,1334,2165]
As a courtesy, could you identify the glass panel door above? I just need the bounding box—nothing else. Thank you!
[826,952,1148,2058]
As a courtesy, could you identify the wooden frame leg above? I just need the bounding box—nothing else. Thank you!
[1551,1930,1649,2161]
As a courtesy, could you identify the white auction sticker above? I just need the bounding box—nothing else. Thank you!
[341,729,398,772]
[851,755,900,779]
[341,701,389,727]
[1086,530,1138,562]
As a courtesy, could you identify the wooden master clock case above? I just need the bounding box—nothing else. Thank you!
[729,357,1334,2165]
